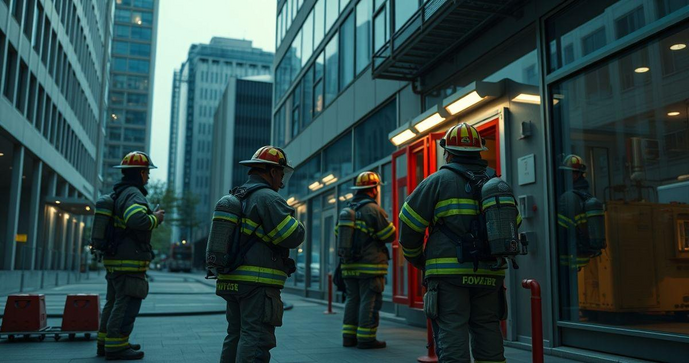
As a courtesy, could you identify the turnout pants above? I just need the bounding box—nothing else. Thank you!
[427,279,506,363]
[97,272,148,353]
[342,276,384,342]
[220,286,284,363]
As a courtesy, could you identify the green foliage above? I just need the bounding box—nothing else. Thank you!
[146,180,202,254]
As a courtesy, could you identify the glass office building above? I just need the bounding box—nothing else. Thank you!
[273,0,689,361]
[101,0,158,193]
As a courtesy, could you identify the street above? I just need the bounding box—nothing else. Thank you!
[0,271,578,363]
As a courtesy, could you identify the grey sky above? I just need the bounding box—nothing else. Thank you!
[150,0,277,184]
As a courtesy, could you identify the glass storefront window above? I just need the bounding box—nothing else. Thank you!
[314,0,325,48]
[303,64,314,127]
[339,12,355,89]
[394,0,421,32]
[355,0,372,74]
[323,132,353,178]
[354,100,397,169]
[552,24,689,336]
[326,0,339,33]
[546,0,689,73]
[309,197,323,289]
[325,33,339,105]
[302,11,314,67]
[381,162,393,296]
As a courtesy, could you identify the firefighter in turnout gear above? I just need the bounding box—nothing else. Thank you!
[96,151,164,360]
[337,171,396,349]
[557,154,605,321]
[398,124,521,363]
[215,146,305,363]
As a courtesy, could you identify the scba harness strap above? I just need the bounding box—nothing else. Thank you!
[435,163,501,272]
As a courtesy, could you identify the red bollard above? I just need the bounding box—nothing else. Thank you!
[417,319,438,362]
[323,273,336,314]
[61,294,101,331]
[522,279,544,363]
[1,294,47,332]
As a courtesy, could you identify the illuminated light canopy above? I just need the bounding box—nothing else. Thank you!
[286,196,299,206]
[322,174,338,185]
[392,130,416,145]
[443,81,503,116]
[328,198,337,204]
[670,43,687,51]
[308,181,324,191]
[512,93,541,105]
[445,91,484,115]
[85,206,91,211]
[634,66,650,73]
[413,105,447,132]
[668,111,681,117]
[338,196,346,201]
[0,152,4,157]
[55,200,61,204]
[344,193,354,200]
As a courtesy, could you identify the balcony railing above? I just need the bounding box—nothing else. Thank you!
[372,0,525,81]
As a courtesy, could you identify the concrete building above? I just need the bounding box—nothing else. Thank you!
[0,0,113,292]
[101,0,159,193]
[273,0,689,361]
[167,38,273,246]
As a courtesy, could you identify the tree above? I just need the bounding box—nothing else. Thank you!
[147,180,177,253]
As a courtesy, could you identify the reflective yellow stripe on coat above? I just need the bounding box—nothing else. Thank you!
[217,265,288,287]
[103,259,149,272]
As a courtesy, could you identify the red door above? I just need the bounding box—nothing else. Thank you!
[391,118,501,309]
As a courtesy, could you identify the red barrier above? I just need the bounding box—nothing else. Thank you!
[417,319,438,362]
[61,294,101,331]
[323,273,336,315]
[522,279,544,363]
[1,294,47,332]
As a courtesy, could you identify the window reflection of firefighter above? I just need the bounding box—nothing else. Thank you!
[557,154,606,321]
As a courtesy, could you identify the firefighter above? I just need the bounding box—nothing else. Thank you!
[398,123,517,363]
[217,146,305,363]
[338,171,396,349]
[97,151,164,360]
[557,154,594,320]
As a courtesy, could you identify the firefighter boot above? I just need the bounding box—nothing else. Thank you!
[343,337,357,347]
[98,343,141,357]
[105,348,144,360]
[357,340,386,349]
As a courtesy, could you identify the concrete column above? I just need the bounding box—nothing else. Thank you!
[58,184,68,270]
[44,174,57,269]
[3,145,25,271]
[27,160,43,270]
[66,217,75,271]
[75,216,84,272]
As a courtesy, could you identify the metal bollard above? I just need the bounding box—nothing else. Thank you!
[522,279,544,363]
[323,273,336,315]
[417,319,438,362]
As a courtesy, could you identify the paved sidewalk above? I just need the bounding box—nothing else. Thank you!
[0,273,581,363]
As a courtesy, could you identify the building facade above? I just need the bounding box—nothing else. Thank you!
[273,0,689,361]
[167,38,273,246]
[101,0,158,192]
[0,0,113,291]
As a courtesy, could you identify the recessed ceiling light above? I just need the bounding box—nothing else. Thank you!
[0,152,4,156]
[670,43,687,51]
[668,111,681,117]
[634,67,650,73]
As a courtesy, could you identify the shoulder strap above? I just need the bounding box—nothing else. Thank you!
[231,184,271,201]
[351,199,376,211]
[441,163,495,182]
[572,190,591,202]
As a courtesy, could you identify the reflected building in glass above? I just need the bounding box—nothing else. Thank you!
[101,0,159,193]
[273,0,689,361]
